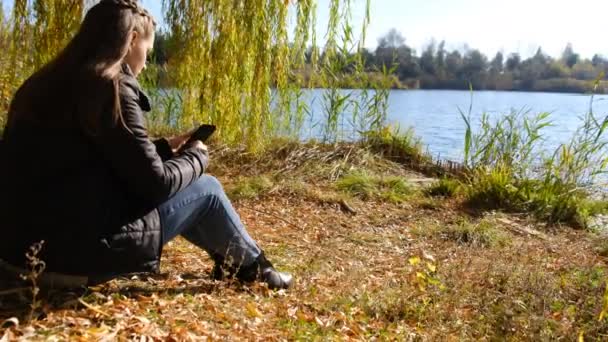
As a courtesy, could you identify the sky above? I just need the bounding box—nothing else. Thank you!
[89,0,608,60]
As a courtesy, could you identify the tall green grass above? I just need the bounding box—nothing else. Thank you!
[460,87,608,227]
[363,124,430,170]
[336,170,413,203]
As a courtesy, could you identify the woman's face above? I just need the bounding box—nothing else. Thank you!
[124,30,155,77]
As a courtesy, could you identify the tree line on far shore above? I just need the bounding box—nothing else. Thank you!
[153,28,608,93]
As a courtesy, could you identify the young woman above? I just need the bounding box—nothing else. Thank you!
[0,0,292,290]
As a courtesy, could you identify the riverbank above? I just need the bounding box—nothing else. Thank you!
[1,140,607,340]
[152,65,608,94]
[289,68,608,94]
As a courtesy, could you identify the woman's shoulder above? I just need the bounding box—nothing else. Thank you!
[118,65,151,112]
[118,67,141,97]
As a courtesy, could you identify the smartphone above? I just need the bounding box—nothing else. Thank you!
[187,124,216,144]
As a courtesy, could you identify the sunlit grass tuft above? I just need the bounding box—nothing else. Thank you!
[460,104,607,228]
[226,176,274,200]
[425,178,462,198]
[336,171,414,203]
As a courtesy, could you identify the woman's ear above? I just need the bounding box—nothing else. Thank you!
[130,30,139,48]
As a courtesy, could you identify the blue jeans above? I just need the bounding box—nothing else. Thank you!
[158,175,261,267]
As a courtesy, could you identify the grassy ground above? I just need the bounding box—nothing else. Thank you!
[1,142,607,340]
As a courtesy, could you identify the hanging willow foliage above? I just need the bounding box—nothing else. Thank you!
[163,0,377,151]
[164,0,296,150]
[32,1,83,69]
[0,0,385,152]
[0,0,83,114]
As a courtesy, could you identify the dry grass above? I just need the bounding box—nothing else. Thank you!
[1,142,607,340]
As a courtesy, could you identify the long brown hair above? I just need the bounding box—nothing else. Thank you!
[4,0,156,138]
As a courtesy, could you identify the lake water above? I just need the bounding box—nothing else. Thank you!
[153,87,606,176]
[302,89,608,162]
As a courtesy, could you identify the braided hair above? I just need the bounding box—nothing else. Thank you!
[100,0,157,35]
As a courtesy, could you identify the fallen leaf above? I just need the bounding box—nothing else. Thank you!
[287,306,298,318]
[409,256,421,266]
[423,250,436,262]
[133,316,151,325]
[246,302,262,318]
[64,316,92,327]
[0,329,15,342]
[315,316,325,327]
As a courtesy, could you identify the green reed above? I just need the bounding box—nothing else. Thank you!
[460,84,608,227]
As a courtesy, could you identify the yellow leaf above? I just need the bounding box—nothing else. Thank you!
[426,263,437,273]
[409,257,421,266]
[297,311,312,322]
[246,302,262,318]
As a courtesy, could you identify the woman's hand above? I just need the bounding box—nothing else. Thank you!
[167,127,198,154]
[189,140,208,153]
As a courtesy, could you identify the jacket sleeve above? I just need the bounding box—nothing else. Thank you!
[153,138,173,161]
[97,86,208,206]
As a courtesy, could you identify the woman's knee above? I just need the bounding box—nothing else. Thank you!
[192,175,224,196]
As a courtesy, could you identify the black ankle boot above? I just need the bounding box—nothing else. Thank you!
[240,252,293,290]
[211,252,293,290]
[210,253,236,281]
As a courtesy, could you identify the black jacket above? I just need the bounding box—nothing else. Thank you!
[0,66,208,276]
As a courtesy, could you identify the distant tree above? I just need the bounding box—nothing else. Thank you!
[291,28,608,92]
[461,49,487,79]
[359,48,375,70]
[375,28,419,79]
[373,46,391,69]
[518,48,551,88]
[419,40,436,75]
[394,45,420,79]
[591,54,608,78]
[561,43,579,68]
[445,50,463,78]
[375,29,404,68]
[544,61,569,78]
[571,61,598,80]
[532,47,549,65]
[506,53,521,71]
[377,28,406,49]
[490,52,504,73]
[591,54,606,67]
[436,41,446,68]
[434,40,447,79]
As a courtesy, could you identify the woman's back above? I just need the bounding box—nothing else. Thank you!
[0,71,154,274]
